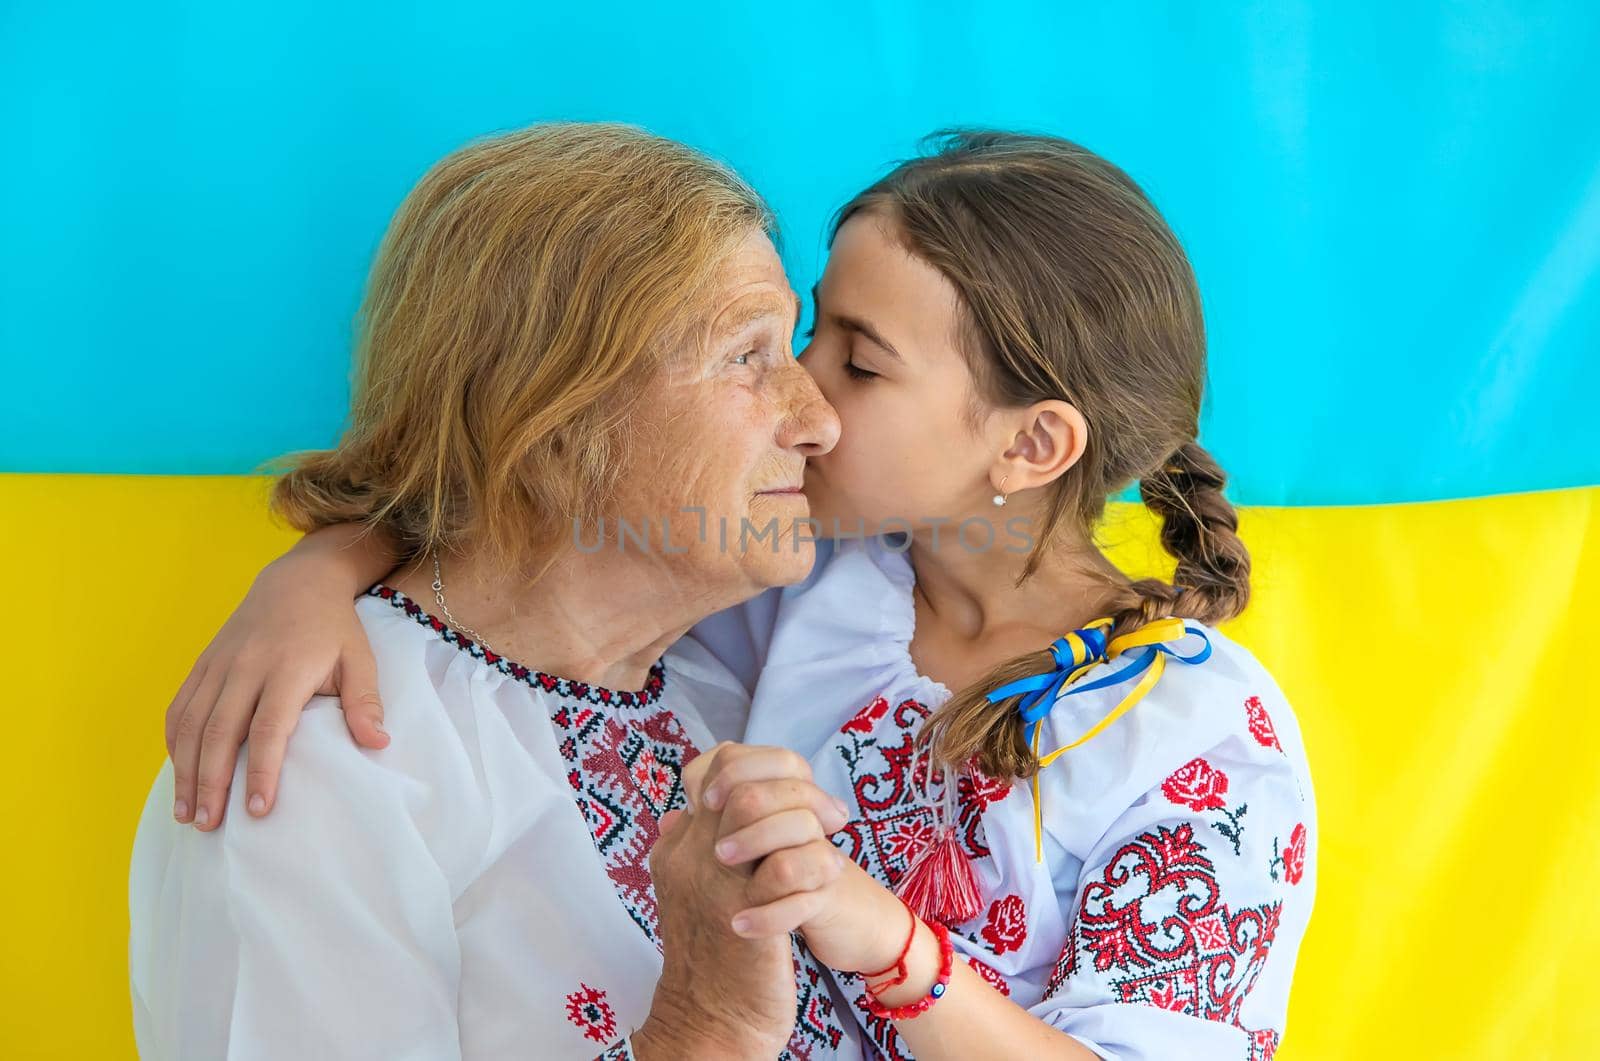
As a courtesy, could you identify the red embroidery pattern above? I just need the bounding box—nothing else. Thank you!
[555,703,692,941]
[832,697,999,887]
[830,695,1012,1060]
[1164,756,1248,853]
[967,956,1011,996]
[556,698,847,1058]
[1246,696,1283,753]
[1045,824,1282,1048]
[1284,825,1307,885]
[565,983,617,1044]
[963,767,1014,813]
[842,695,893,735]
[1270,823,1308,885]
[979,894,1028,955]
[1249,1026,1282,1060]
[1161,757,1230,811]
[376,585,846,1060]
[791,955,847,1057]
[849,979,912,1061]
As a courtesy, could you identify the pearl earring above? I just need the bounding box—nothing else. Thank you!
[992,475,1009,507]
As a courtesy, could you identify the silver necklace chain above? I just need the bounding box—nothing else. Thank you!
[431,550,497,654]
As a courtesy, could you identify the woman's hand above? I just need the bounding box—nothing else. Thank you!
[637,743,844,1057]
[165,524,397,830]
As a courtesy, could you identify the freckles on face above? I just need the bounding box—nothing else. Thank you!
[621,229,820,588]
[799,213,993,531]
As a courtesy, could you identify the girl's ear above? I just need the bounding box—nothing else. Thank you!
[998,399,1089,490]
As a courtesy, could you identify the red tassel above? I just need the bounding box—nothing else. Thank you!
[894,824,983,925]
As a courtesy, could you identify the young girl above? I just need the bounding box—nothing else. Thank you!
[165,131,1313,1059]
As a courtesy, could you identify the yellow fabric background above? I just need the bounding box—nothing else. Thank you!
[2,474,1595,1058]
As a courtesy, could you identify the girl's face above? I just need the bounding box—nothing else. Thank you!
[798,213,1004,537]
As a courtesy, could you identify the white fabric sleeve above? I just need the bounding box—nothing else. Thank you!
[130,698,481,1061]
[685,588,785,696]
[686,538,837,696]
[1029,732,1308,1061]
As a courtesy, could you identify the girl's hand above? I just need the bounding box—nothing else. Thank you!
[687,743,908,973]
[745,847,909,976]
[680,743,853,927]
[164,525,396,830]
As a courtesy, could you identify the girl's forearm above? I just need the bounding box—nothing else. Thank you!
[265,523,403,596]
[873,921,1097,1060]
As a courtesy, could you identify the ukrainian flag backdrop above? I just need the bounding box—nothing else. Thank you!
[3,3,1597,1058]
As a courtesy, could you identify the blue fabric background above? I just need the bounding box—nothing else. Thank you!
[4,1,1596,504]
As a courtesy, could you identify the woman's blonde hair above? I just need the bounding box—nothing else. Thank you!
[271,122,774,575]
[836,131,1251,780]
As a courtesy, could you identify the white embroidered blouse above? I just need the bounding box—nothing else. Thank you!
[692,537,1317,1060]
[128,584,858,1060]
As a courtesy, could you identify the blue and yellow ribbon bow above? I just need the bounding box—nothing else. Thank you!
[985,616,1213,860]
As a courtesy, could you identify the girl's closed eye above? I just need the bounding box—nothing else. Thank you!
[843,359,878,381]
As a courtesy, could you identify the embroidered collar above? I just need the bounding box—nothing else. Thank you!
[367,584,667,708]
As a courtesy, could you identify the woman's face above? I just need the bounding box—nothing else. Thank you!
[621,228,841,595]
[798,213,1003,537]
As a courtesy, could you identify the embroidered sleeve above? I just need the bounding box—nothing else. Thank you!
[594,1037,636,1060]
[1029,727,1311,1061]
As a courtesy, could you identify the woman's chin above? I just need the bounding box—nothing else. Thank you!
[740,534,817,589]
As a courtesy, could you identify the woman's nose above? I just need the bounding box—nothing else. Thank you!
[777,361,841,456]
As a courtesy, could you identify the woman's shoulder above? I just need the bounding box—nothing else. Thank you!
[203,590,510,869]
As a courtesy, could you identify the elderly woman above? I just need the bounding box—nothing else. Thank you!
[129,123,859,1059]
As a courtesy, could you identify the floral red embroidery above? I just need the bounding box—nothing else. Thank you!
[1191,913,1230,952]
[564,983,617,1044]
[1162,757,1230,811]
[833,697,995,885]
[881,816,938,864]
[1044,824,1282,1048]
[980,894,1027,955]
[1245,696,1283,752]
[843,695,892,735]
[630,747,674,806]
[1284,824,1307,884]
[967,956,1011,996]
[1270,823,1308,885]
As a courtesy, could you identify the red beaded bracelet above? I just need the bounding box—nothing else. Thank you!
[863,908,955,1021]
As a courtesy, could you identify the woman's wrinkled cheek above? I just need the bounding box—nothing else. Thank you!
[641,375,753,508]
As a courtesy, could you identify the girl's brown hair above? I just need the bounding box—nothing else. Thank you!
[271,122,773,575]
[837,131,1250,779]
